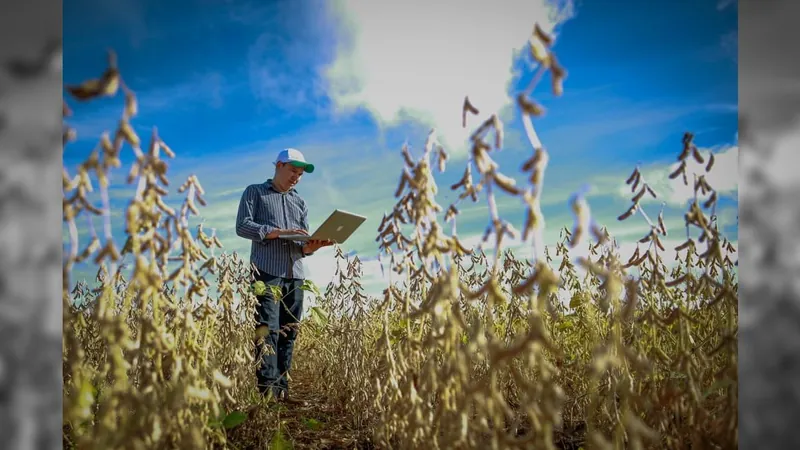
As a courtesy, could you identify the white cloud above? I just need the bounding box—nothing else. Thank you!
[618,144,738,207]
[717,0,736,11]
[302,247,341,293]
[301,246,387,303]
[322,0,575,154]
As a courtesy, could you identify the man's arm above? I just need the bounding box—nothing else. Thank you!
[235,185,277,242]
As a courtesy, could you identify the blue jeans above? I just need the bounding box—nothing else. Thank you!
[253,272,304,399]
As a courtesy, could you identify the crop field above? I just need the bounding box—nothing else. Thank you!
[61,21,737,450]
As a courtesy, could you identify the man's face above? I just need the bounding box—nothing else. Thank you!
[275,162,305,189]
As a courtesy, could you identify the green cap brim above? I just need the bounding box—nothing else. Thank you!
[289,161,314,173]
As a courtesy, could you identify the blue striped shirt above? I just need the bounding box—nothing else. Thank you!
[235,179,311,280]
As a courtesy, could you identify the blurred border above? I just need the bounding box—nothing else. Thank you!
[739,0,800,448]
[0,0,63,448]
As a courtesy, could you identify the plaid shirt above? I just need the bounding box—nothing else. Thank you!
[235,179,311,280]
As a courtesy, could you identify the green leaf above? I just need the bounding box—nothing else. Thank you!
[252,281,267,296]
[208,410,226,428]
[569,292,585,309]
[556,319,574,331]
[309,306,329,328]
[300,279,322,298]
[302,417,323,430]
[268,284,283,302]
[222,411,248,429]
[397,318,409,330]
[269,424,293,450]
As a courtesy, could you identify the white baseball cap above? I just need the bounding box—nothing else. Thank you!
[274,148,314,173]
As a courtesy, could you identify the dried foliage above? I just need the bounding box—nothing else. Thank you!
[63,23,737,450]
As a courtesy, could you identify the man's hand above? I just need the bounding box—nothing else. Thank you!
[265,229,308,240]
[302,239,333,255]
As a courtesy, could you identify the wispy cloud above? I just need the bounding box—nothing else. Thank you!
[135,71,231,111]
[239,1,339,117]
[321,0,575,154]
[695,29,737,65]
[247,34,328,114]
[720,30,737,63]
[717,0,736,11]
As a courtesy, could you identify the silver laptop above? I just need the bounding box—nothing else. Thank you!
[279,209,366,244]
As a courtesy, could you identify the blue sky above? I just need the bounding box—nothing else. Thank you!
[63,0,738,298]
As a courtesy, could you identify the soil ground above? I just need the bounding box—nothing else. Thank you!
[226,368,375,449]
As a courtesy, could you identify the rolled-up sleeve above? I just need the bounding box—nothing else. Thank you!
[235,185,276,241]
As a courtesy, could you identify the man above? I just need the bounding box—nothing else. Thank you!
[235,148,332,404]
